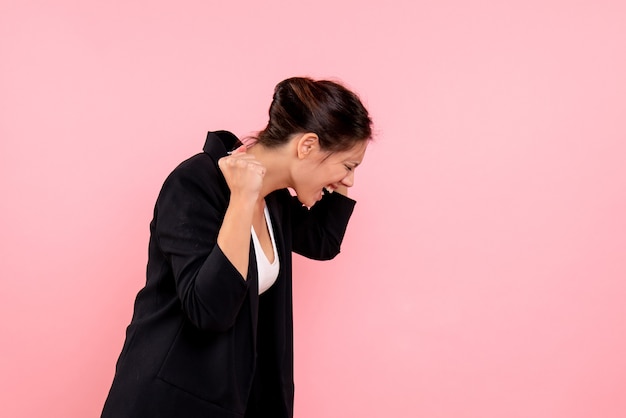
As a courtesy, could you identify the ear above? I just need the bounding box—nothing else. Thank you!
[296,133,319,159]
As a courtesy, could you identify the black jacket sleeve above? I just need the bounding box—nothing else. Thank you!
[153,155,250,332]
[290,190,356,260]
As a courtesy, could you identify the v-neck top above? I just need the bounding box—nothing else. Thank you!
[251,204,279,294]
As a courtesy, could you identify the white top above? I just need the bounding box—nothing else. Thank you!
[251,205,280,295]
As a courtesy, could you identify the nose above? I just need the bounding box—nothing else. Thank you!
[341,170,355,187]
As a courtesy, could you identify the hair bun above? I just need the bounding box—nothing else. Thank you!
[257,76,372,152]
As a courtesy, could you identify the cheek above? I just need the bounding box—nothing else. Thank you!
[320,163,343,180]
[331,168,348,182]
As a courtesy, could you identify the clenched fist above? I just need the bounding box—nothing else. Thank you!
[218,145,266,201]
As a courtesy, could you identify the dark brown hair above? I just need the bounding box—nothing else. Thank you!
[256,77,373,152]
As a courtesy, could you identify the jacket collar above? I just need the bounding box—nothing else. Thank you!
[202,130,240,158]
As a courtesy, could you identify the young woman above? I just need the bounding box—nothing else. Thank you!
[101,77,373,418]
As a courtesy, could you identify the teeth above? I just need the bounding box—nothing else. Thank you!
[324,186,334,194]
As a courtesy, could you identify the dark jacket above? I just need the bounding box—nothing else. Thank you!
[101,131,356,418]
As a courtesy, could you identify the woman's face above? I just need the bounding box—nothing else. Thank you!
[292,138,368,208]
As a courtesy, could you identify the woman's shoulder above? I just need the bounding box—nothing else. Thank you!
[154,131,236,205]
[156,152,227,207]
[167,130,234,182]
[166,152,218,183]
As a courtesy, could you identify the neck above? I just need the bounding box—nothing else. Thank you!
[246,142,293,201]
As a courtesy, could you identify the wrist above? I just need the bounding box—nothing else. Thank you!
[229,190,260,207]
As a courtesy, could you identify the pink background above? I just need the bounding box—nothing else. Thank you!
[2,1,625,417]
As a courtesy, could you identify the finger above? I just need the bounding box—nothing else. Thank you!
[237,159,266,173]
[221,156,263,172]
[219,153,250,167]
[227,153,257,161]
[228,145,247,155]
